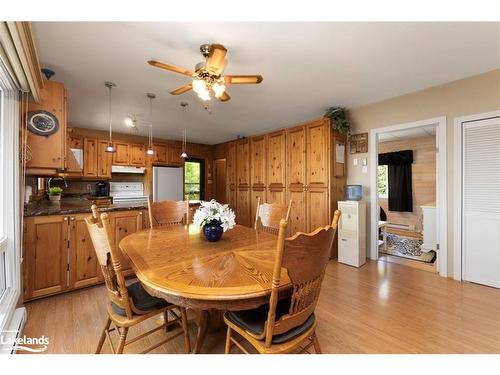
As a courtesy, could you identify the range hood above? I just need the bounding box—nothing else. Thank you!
[111,165,146,174]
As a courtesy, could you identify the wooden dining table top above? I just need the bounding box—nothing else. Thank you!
[119,224,291,311]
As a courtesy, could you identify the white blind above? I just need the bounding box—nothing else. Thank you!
[463,118,500,214]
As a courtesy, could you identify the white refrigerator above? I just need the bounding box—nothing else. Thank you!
[152,166,184,202]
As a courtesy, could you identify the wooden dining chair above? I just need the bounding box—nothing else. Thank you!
[148,198,189,228]
[254,197,293,235]
[85,205,191,354]
[224,210,341,354]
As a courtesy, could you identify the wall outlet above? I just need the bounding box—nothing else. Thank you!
[362,166,368,174]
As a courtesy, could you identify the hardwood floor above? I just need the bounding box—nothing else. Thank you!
[22,260,500,354]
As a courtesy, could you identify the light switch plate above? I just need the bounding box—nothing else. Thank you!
[361,158,368,166]
[353,158,358,166]
[362,166,368,174]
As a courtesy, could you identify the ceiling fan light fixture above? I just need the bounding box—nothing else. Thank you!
[192,78,211,101]
[212,82,226,98]
[124,116,135,127]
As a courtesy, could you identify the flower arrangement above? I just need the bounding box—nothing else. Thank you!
[193,199,236,232]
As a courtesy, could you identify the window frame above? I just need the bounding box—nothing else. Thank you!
[0,60,21,335]
[184,158,205,201]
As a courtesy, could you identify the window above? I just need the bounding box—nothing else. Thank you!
[378,164,388,198]
[184,159,205,201]
[0,60,21,334]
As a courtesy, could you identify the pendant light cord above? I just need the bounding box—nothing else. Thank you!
[108,85,112,142]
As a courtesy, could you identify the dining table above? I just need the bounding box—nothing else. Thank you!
[119,224,291,353]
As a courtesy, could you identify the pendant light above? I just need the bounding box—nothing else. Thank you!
[104,81,117,153]
[146,93,156,156]
[180,101,189,159]
[181,128,188,160]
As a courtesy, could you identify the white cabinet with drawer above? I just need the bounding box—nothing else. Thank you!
[338,200,366,267]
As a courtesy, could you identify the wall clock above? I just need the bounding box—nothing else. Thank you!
[27,110,59,136]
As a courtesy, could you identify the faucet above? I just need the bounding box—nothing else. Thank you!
[47,177,68,189]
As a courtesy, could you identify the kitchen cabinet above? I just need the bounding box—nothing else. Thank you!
[113,142,130,165]
[97,140,112,178]
[83,138,98,177]
[130,144,146,166]
[236,138,251,226]
[83,138,112,178]
[153,143,168,164]
[24,215,70,300]
[23,209,145,301]
[25,80,67,171]
[219,118,343,242]
[250,135,267,222]
[69,214,103,289]
[226,141,237,211]
[286,124,308,235]
[167,144,183,166]
[266,130,287,205]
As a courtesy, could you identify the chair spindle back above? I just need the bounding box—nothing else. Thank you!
[254,197,293,235]
[85,205,133,319]
[148,198,189,228]
[263,210,341,347]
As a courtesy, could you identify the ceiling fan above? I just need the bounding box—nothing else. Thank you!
[147,43,263,102]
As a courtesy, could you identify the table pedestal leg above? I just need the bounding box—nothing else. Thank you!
[193,310,209,354]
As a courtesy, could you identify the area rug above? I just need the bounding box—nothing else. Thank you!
[379,233,436,263]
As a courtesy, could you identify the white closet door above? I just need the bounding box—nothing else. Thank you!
[463,117,500,288]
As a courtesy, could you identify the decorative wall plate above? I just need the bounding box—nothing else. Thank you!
[27,110,59,136]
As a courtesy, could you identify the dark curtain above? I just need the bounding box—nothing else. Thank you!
[378,150,413,212]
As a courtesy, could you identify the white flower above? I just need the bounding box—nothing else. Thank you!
[193,199,236,232]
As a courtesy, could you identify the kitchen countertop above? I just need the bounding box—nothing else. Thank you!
[24,198,148,217]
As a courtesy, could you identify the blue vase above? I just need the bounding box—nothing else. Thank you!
[203,221,224,242]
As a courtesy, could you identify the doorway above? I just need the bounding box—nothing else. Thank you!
[213,158,227,204]
[369,117,447,277]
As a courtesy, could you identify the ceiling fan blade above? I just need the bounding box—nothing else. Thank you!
[206,44,227,75]
[148,60,193,77]
[170,83,192,95]
[224,75,263,84]
[218,91,231,102]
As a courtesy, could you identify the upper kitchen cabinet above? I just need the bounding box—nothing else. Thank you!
[83,137,112,178]
[153,143,168,164]
[25,80,67,172]
[129,144,146,166]
[112,142,130,165]
[167,143,183,166]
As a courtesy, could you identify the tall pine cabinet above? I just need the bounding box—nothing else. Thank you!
[222,118,346,256]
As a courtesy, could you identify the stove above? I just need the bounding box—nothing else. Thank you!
[109,182,149,204]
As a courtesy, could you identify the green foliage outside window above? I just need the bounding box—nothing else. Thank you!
[185,161,201,200]
[378,165,388,198]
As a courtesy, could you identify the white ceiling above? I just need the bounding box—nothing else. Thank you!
[378,124,436,142]
[32,22,500,145]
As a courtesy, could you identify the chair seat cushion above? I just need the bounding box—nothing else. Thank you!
[226,298,315,344]
[111,281,168,316]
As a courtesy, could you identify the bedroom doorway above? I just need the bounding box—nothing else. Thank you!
[369,117,447,277]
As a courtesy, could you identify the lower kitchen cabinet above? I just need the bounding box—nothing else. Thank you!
[69,214,103,289]
[23,209,146,301]
[24,215,70,300]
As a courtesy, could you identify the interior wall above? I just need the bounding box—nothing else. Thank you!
[378,135,436,230]
[347,69,500,277]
